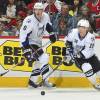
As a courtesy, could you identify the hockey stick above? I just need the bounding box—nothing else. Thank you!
[42,40,51,48]
[38,61,63,86]
[0,41,51,76]
[0,58,25,76]
[69,52,81,68]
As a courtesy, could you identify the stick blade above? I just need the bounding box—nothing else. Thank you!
[0,70,9,76]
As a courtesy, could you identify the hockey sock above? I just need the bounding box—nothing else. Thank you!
[87,73,97,85]
[40,64,49,81]
[30,68,41,84]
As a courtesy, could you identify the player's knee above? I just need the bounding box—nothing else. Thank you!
[31,68,40,76]
[39,53,49,64]
[30,68,41,86]
[81,63,94,77]
[40,64,49,75]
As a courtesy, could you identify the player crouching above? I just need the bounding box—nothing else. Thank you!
[63,19,100,90]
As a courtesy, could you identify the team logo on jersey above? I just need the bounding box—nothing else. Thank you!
[27,19,31,23]
[91,37,95,41]
[74,39,78,43]
[23,25,27,30]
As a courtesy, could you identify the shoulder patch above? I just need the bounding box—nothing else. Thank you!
[23,25,27,30]
[91,36,95,41]
[27,19,31,23]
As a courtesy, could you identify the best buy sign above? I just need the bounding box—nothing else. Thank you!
[46,41,81,72]
[0,40,32,72]
[0,40,81,72]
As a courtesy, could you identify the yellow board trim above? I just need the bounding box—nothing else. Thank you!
[0,77,99,88]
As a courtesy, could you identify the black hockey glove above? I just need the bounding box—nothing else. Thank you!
[22,47,36,67]
[62,47,73,56]
[62,41,73,57]
[62,42,73,56]
[46,23,56,43]
[46,23,53,33]
[63,49,74,66]
[22,47,34,62]
[66,41,73,54]
[62,41,74,66]
[49,34,56,43]
[22,45,44,62]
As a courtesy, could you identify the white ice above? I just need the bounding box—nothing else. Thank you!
[0,88,100,100]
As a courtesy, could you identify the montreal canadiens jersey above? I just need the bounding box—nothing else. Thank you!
[19,12,51,47]
[64,28,95,59]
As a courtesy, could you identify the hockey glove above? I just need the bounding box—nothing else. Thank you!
[62,47,73,56]
[23,48,34,61]
[46,23,57,43]
[74,51,85,59]
[46,23,53,33]
[63,49,74,66]
[62,41,73,56]
[63,54,74,66]
[49,34,56,43]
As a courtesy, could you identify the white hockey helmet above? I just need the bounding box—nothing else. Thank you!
[34,2,44,9]
[77,19,90,28]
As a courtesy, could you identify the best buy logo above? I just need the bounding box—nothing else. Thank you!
[0,40,32,72]
[46,41,81,72]
[0,40,81,73]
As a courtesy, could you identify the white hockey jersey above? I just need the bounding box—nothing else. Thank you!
[64,28,95,59]
[19,12,51,47]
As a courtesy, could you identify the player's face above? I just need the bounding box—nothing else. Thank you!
[78,26,88,37]
[34,9,43,21]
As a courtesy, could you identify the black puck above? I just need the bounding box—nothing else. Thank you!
[41,91,45,95]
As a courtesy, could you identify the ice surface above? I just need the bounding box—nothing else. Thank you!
[0,88,100,100]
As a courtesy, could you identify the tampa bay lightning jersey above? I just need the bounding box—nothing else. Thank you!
[64,28,95,59]
[19,12,51,47]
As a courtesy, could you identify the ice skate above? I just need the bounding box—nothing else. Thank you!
[28,80,38,88]
[93,84,100,91]
[43,81,56,88]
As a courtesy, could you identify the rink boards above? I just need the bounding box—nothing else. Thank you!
[0,37,100,87]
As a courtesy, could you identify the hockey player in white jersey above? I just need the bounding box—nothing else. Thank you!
[19,2,56,88]
[63,19,100,90]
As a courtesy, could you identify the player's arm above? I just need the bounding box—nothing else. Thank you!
[44,13,57,43]
[46,23,57,43]
[62,29,74,56]
[20,18,34,63]
[81,35,95,59]
[62,30,74,66]
[20,18,32,47]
